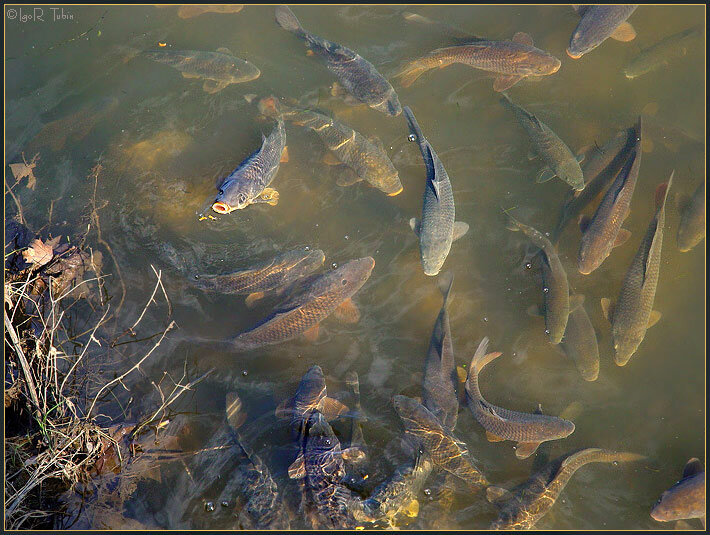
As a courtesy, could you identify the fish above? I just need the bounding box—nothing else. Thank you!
[676,180,705,252]
[276,365,349,439]
[488,447,646,529]
[211,118,287,214]
[258,96,403,196]
[578,118,643,275]
[506,214,581,344]
[227,257,374,351]
[30,97,119,152]
[395,32,561,92]
[392,395,488,488]
[173,5,245,19]
[191,247,325,306]
[288,411,361,529]
[623,26,702,79]
[567,5,638,59]
[464,337,575,460]
[142,49,260,93]
[500,93,585,191]
[651,458,705,528]
[224,392,290,530]
[559,297,600,381]
[403,106,469,277]
[422,272,459,431]
[340,371,369,493]
[550,123,639,244]
[601,172,673,366]
[353,452,435,526]
[274,6,401,116]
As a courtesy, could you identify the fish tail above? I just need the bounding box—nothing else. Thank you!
[275,5,306,37]
[655,170,674,211]
[468,337,503,375]
[437,271,454,303]
[395,59,434,87]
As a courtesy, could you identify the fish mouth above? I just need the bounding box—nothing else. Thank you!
[566,49,584,59]
[211,201,233,214]
[387,186,404,197]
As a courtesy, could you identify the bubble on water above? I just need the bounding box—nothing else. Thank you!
[525,262,532,269]
[205,502,215,512]
[545,232,550,237]
[242,370,248,377]
[332,262,338,269]
[483,317,488,322]
[194,274,200,280]
[423,488,432,497]
[543,287,549,293]
[221,501,229,508]
[344,235,349,240]
[304,246,310,251]
[613,461,619,466]
[408,134,416,142]
[315,223,319,227]
[545,329,550,335]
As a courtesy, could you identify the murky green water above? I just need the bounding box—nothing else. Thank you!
[5,5,705,530]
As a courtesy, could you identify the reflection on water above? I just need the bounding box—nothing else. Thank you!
[5,5,705,530]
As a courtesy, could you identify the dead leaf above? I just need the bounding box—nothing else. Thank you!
[9,153,40,190]
[22,236,60,268]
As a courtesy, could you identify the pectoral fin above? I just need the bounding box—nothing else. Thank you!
[341,446,366,463]
[303,323,320,342]
[203,79,228,94]
[274,398,293,419]
[280,146,289,163]
[335,166,363,187]
[682,457,704,478]
[409,217,421,237]
[512,31,534,46]
[515,441,542,459]
[182,72,200,79]
[536,167,557,183]
[323,152,342,166]
[320,396,349,420]
[452,221,470,241]
[600,297,614,323]
[288,453,306,479]
[333,298,360,323]
[569,294,585,312]
[610,22,636,42]
[493,74,524,92]
[612,228,632,248]
[259,188,279,206]
[486,431,505,443]
[486,486,513,504]
[405,498,420,518]
[647,310,662,328]
[244,292,265,308]
[576,153,585,163]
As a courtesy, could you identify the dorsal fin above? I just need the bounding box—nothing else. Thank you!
[682,458,704,478]
[512,31,534,46]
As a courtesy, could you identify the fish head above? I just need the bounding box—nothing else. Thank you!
[560,161,586,191]
[567,29,595,59]
[282,247,327,276]
[577,244,603,276]
[373,93,403,117]
[328,257,376,297]
[613,332,642,367]
[304,412,340,454]
[380,171,404,197]
[421,243,449,277]
[293,365,327,413]
[229,63,261,84]
[211,178,250,214]
[517,51,561,76]
[650,474,705,523]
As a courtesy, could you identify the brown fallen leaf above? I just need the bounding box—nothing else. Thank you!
[9,153,40,190]
[22,236,61,268]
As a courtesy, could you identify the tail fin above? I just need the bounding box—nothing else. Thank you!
[655,170,674,211]
[275,5,305,36]
[437,271,454,304]
[468,337,503,374]
[395,60,431,88]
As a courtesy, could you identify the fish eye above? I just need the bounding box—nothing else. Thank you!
[407,134,416,142]
[341,279,347,285]
[238,193,247,203]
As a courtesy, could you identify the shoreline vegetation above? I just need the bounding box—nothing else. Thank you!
[5,164,211,529]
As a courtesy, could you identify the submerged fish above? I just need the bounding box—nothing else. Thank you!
[143,49,260,93]
[396,32,561,92]
[354,452,434,526]
[464,337,575,460]
[258,96,403,196]
[624,26,702,79]
[341,371,370,493]
[192,248,324,306]
[559,297,600,381]
[601,172,673,366]
[211,119,287,214]
[488,447,645,529]
[227,257,374,351]
[677,180,705,252]
[392,395,488,488]
[404,106,469,277]
[422,272,459,431]
[578,119,643,275]
[567,5,638,59]
[224,392,290,530]
[651,458,705,527]
[507,214,580,344]
[500,93,584,191]
[550,123,639,244]
[288,411,361,529]
[275,6,401,116]
[175,5,244,19]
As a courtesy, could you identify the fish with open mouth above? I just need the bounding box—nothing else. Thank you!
[567,5,638,59]
[143,48,260,93]
[275,5,401,116]
[211,118,287,214]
